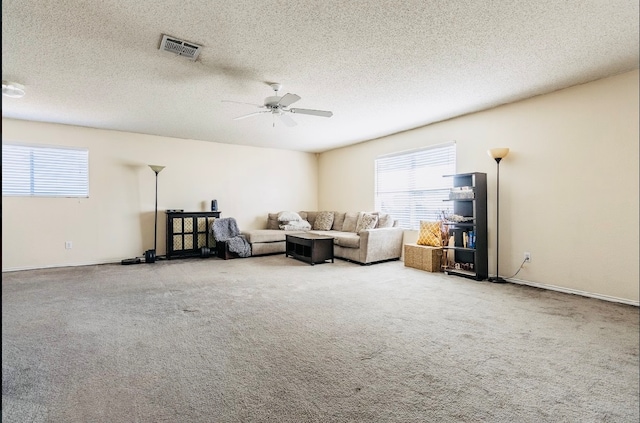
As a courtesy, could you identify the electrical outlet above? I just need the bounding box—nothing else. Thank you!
[65,241,73,250]
[524,252,531,263]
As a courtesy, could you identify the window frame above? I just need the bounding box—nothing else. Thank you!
[2,142,89,198]
[374,142,456,230]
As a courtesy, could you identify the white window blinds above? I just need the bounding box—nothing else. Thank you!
[375,143,456,230]
[2,143,89,197]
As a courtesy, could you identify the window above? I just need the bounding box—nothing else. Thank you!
[2,143,89,197]
[375,142,456,229]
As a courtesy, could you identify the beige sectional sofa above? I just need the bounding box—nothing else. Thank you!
[242,211,404,265]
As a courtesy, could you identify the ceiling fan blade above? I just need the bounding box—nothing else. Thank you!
[278,93,301,107]
[233,111,269,120]
[222,100,264,107]
[279,113,297,127]
[289,108,333,118]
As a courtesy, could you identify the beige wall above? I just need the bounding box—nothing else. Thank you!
[318,70,639,303]
[3,70,638,303]
[2,121,318,270]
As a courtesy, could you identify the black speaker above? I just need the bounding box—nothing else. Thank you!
[211,199,218,211]
[144,249,156,263]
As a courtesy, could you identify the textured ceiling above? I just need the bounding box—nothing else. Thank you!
[2,1,638,153]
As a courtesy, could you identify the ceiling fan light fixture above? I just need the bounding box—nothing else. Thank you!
[2,81,25,98]
[270,83,282,93]
[223,83,333,126]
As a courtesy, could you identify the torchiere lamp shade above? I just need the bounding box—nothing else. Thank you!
[488,148,510,161]
[149,165,165,174]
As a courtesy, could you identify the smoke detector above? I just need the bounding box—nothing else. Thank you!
[2,81,25,98]
[159,34,202,61]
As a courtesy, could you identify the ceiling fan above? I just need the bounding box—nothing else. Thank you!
[222,83,333,127]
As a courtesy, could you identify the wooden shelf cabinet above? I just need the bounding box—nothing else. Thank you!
[165,211,220,260]
[442,173,488,280]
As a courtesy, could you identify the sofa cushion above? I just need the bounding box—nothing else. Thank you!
[251,240,286,256]
[332,212,346,230]
[331,231,361,249]
[341,212,359,232]
[301,211,318,228]
[376,213,394,228]
[307,229,360,249]
[313,211,334,230]
[355,212,379,233]
[267,213,280,230]
[243,229,292,244]
[308,230,333,238]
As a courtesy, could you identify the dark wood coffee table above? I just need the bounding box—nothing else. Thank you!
[285,233,334,265]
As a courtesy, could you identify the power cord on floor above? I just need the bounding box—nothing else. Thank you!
[503,257,528,280]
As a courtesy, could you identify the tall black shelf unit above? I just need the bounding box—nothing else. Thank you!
[442,172,488,281]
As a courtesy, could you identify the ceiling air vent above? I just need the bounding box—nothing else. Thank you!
[159,34,202,61]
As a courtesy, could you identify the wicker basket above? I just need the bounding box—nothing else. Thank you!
[404,243,442,272]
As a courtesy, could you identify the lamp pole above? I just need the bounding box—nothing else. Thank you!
[154,170,159,253]
[487,148,509,283]
[146,165,165,263]
[493,157,504,282]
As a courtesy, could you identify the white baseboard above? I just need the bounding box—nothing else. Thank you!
[507,277,639,307]
[2,259,119,273]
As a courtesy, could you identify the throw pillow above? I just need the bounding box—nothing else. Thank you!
[342,212,359,232]
[355,212,379,233]
[313,211,335,230]
[417,220,442,247]
[279,220,311,231]
[278,211,302,222]
[354,212,367,230]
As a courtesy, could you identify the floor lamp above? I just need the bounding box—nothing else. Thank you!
[145,165,165,264]
[487,148,509,283]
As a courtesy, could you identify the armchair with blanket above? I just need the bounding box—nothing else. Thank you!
[211,217,252,258]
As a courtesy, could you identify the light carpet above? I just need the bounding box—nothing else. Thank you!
[2,255,638,422]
